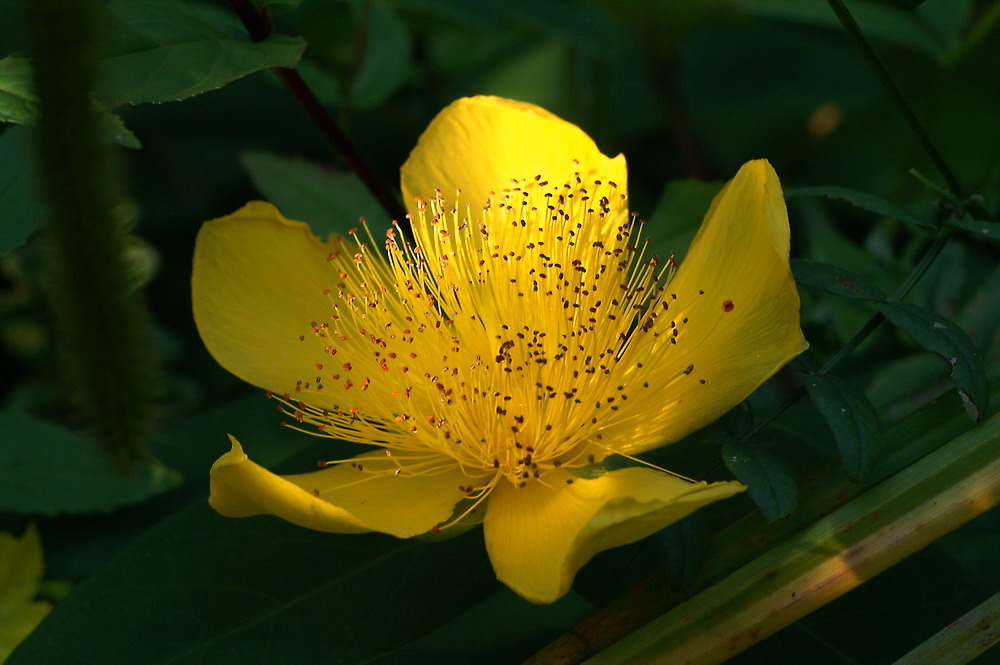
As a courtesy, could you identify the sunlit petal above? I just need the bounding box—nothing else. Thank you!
[483,469,743,603]
[210,437,474,538]
[401,96,627,213]
[612,160,807,454]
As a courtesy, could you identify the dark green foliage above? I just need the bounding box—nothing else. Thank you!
[792,259,888,302]
[804,373,882,482]
[1,0,999,662]
[878,301,990,421]
[8,503,499,665]
[722,440,799,521]
[0,410,181,515]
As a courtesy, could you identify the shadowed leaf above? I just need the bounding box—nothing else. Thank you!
[792,259,887,302]
[8,503,498,665]
[804,373,882,482]
[0,411,182,516]
[99,0,306,105]
[787,185,933,230]
[878,302,989,421]
[721,441,797,521]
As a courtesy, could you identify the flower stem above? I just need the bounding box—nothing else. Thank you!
[227,0,408,223]
[890,590,1000,665]
[587,413,1000,665]
[28,0,158,466]
[825,0,968,201]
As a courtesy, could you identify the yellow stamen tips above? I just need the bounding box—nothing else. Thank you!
[268,170,722,499]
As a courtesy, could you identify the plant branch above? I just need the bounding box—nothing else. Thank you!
[826,0,968,201]
[227,0,408,223]
[28,0,158,466]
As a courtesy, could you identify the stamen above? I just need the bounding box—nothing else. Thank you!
[275,170,701,487]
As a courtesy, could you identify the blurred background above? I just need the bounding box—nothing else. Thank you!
[1,0,998,663]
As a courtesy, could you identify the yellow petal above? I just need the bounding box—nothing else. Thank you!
[192,202,353,410]
[483,469,743,603]
[0,524,51,662]
[209,436,472,538]
[400,96,627,213]
[618,160,807,454]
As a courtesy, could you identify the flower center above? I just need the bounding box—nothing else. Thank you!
[276,172,701,488]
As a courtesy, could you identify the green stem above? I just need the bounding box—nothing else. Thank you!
[589,414,1000,665]
[891,590,1000,665]
[744,226,953,441]
[227,0,408,223]
[28,0,158,466]
[825,0,968,200]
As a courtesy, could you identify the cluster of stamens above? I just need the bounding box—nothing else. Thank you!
[270,169,732,519]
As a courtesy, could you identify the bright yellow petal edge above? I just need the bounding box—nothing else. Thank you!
[210,436,472,538]
[616,159,808,455]
[196,96,808,604]
[484,469,745,603]
[400,95,627,217]
[0,524,51,663]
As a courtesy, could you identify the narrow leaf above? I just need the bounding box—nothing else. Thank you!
[946,214,1000,243]
[8,503,498,665]
[791,259,887,301]
[786,185,933,230]
[878,302,990,421]
[241,151,384,237]
[0,410,182,516]
[721,441,798,521]
[891,590,1000,665]
[804,374,882,482]
[100,0,306,105]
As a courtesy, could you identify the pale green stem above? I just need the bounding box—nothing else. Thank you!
[586,414,1000,665]
[891,591,1000,665]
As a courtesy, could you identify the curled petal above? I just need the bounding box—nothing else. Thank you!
[210,437,472,538]
[483,468,743,603]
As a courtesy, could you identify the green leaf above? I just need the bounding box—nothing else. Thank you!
[349,0,411,109]
[0,55,36,124]
[0,126,43,255]
[0,55,141,148]
[99,0,306,106]
[946,214,1000,243]
[878,302,990,421]
[645,179,724,261]
[8,503,498,665]
[786,185,933,230]
[661,511,711,592]
[0,410,182,516]
[791,259,888,302]
[96,108,142,149]
[721,441,798,521]
[803,374,882,483]
[240,151,385,237]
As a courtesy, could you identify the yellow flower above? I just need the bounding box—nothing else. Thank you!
[0,524,51,663]
[193,96,806,604]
